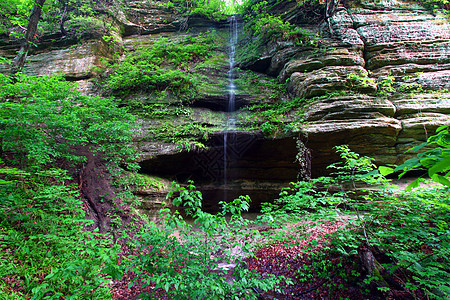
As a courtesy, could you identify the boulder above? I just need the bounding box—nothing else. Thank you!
[280,45,365,82]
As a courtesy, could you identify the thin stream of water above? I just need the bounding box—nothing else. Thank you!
[224,16,238,202]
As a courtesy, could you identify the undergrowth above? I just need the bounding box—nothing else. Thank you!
[128,181,290,299]
[237,0,322,66]
[258,144,450,299]
[0,73,137,298]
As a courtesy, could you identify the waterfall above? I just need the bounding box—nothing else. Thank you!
[227,15,238,116]
[224,15,238,201]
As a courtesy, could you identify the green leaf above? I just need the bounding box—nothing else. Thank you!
[428,156,450,177]
[431,174,450,187]
[395,158,421,172]
[379,166,394,176]
[406,177,421,191]
[435,124,449,133]
[164,282,171,292]
[410,142,428,152]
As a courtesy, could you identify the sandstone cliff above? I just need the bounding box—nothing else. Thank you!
[241,0,450,174]
[1,0,449,209]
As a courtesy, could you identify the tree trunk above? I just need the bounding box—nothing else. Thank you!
[11,0,46,75]
[60,4,68,36]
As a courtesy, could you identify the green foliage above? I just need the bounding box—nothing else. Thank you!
[259,145,450,299]
[129,181,288,299]
[0,169,122,298]
[0,71,140,298]
[145,120,210,150]
[415,0,450,12]
[236,72,304,136]
[234,69,286,101]
[102,32,217,99]
[101,31,227,150]
[328,145,383,187]
[0,0,34,34]
[0,73,137,169]
[243,93,346,137]
[351,186,450,299]
[171,0,232,20]
[347,72,375,89]
[377,73,425,98]
[259,146,377,222]
[122,101,212,150]
[237,0,320,64]
[383,125,450,188]
[250,14,317,45]
[377,75,396,98]
[1,0,120,39]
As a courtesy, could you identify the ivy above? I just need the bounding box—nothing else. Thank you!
[380,125,450,189]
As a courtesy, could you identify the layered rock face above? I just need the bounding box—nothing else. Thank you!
[1,0,449,211]
[0,1,186,82]
[246,0,450,175]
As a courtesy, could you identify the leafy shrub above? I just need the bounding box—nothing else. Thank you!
[171,0,229,20]
[129,181,289,299]
[259,145,450,299]
[0,73,137,297]
[250,14,317,45]
[0,168,122,298]
[0,73,137,169]
[383,124,450,188]
[238,0,321,64]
